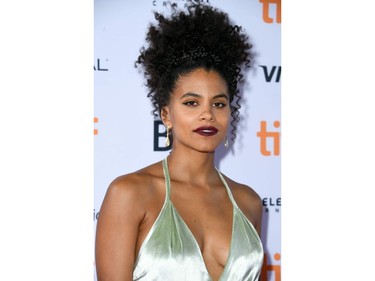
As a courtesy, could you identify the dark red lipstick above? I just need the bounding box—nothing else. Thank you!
[193,126,218,136]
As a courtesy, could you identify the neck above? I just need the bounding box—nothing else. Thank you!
[166,148,218,184]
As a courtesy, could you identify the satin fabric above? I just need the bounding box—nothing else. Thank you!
[133,158,263,281]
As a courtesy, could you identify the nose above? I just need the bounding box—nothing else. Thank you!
[199,108,215,122]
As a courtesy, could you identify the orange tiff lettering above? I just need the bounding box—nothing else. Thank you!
[94,117,99,135]
[257,120,280,156]
[261,253,281,281]
[259,0,281,23]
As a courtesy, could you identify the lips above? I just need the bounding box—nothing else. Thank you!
[193,126,219,136]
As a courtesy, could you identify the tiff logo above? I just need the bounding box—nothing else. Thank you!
[94,117,99,135]
[257,121,280,156]
[259,65,281,83]
[259,0,281,24]
[261,253,281,281]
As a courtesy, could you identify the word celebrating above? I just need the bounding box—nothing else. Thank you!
[259,65,281,83]
[154,120,172,151]
[94,117,99,135]
[261,253,281,281]
[257,121,280,156]
[94,58,109,71]
[259,0,281,24]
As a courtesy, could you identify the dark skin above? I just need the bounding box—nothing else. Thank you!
[95,68,263,281]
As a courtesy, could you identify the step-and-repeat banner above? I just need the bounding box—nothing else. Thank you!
[94,0,281,280]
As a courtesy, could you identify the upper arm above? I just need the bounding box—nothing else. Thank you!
[95,175,147,281]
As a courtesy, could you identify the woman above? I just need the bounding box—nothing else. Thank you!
[95,1,264,280]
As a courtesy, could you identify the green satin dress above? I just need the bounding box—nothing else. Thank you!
[133,158,264,280]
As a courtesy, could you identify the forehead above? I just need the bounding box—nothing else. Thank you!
[173,68,228,96]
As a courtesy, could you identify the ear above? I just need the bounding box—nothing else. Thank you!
[161,106,172,128]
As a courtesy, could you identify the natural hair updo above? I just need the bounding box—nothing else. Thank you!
[135,1,253,142]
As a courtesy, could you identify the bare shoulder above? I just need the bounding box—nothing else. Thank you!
[221,174,263,234]
[108,167,153,199]
[100,161,164,217]
[222,174,262,208]
[95,162,164,280]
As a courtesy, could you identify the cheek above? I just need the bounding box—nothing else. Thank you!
[222,113,232,132]
[218,109,231,124]
[169,110,194,128]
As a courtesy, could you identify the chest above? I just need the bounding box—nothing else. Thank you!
[133,188,264,281]
[170,186,234,268]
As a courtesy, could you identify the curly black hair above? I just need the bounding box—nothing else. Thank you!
[135,0,253,143]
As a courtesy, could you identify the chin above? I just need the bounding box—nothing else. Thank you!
[196,149,216,154]
[195,143,220,154]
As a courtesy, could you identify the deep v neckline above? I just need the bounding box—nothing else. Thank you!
[162,158,235,281]
[133,158,264,281]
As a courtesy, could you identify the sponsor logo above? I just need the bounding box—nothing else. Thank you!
[257,121,280,156]
[154,120,172,151]
[94,117,99,135]
[259,0,281,24]
[259,65,281,83]
[262,197,281,213]
[261,253,281,281]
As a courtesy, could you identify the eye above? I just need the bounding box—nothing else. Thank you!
[183,100,198,106]
[213,102,227,108]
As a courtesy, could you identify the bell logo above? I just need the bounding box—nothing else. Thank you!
[259,0,281,24]
[153,120,172,151]
[257,121,280,156]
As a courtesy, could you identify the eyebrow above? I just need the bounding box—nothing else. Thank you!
[180,92,229,100]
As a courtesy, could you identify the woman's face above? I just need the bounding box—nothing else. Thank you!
[162,67,230,153]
